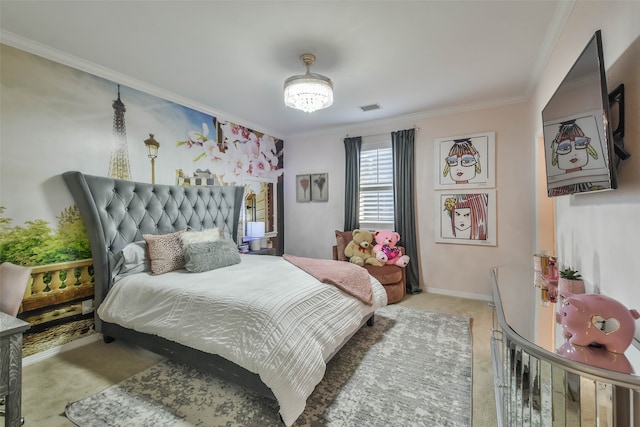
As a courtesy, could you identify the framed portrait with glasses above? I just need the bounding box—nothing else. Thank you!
[433,131,495,190]
[542,112,612,196]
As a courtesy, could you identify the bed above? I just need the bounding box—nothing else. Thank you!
[62,171,387,425]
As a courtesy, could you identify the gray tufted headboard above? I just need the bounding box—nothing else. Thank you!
[62,171,244,330]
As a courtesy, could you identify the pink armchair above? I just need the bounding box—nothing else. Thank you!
[333,230,406,304]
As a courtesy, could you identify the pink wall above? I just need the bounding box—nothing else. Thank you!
[285,101,534,300]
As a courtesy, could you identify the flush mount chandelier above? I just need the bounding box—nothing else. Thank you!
[284,53,333,113]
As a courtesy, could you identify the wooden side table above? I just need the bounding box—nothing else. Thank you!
[0,312,29,427]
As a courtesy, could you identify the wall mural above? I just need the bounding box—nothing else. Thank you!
[0,43,283,355]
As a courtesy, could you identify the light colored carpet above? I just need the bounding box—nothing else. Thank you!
[21,292,497,426]
[64,305,472,426]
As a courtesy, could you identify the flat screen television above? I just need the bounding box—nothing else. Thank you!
[542,30,619,197]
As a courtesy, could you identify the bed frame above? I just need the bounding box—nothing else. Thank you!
[62,171,374,402]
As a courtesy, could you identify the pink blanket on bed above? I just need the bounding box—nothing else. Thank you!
[283,254,373,305]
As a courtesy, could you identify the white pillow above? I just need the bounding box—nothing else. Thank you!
[112,241,149,281]
[180,228,223,246]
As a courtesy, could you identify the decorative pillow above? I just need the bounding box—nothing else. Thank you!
[183,239,241,273]
[180,228,223,246]
[112,241,149,281]
[335,230,353,262]
[0,262,33,317]
[143,230,186,275]
[219,229,234,242]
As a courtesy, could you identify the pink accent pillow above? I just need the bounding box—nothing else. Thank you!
[335,230,353,262]
[143,230,186,275]
[0,262,32,316]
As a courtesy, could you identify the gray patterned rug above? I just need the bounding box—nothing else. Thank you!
[65,305,472,427]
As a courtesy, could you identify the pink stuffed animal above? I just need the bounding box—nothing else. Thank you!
[373,230,410,267]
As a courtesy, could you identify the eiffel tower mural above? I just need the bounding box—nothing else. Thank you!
[108,85,132,180]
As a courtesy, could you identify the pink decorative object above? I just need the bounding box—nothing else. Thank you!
[556,341,634,374]
[543,277,559,302]
[558,278,585,295]
[546,256,558,280]
[555,293,640,353]
[373,230,410,267]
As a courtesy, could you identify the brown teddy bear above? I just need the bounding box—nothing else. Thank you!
[344,229,384,267]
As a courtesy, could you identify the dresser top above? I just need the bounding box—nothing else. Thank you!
[0,311,30,338]
[492,266,640,386]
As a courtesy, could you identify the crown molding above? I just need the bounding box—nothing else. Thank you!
[524,0,575,97]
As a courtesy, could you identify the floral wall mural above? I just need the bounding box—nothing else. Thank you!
[179,120,283,184]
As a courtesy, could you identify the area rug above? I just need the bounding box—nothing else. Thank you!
[65,305,472,427]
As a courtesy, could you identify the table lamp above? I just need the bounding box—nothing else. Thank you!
[246,222,265,251]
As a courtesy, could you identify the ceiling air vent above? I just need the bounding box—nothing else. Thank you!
[360,103,381,112]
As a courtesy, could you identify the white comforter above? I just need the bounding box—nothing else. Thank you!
[97,254,388,425]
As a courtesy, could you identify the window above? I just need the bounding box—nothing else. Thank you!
[359,138,394,230]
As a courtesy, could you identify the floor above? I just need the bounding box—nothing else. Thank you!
[20,292,497,426]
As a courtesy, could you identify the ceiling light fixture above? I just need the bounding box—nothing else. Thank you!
[284,53,333,113]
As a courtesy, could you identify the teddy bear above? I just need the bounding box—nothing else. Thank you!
[373,230,410,267]
[344,229,384,267]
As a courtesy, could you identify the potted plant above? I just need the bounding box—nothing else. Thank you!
[558,267,585,295]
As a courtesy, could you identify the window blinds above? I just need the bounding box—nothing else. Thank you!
[359,141,394,228]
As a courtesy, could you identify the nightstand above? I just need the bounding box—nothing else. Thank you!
[1,311,30,426]
[247,248,276,256]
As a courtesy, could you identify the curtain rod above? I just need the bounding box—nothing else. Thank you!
[346,126,420,139]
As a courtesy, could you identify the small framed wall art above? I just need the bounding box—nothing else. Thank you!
[296,174,311,202]
[311,173,328,202]
[434,131,495,190]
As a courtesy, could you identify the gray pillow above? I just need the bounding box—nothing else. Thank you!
[183,239,241,273]
[112,241,149,282]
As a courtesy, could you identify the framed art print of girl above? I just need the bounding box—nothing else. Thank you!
[434,131,495,190]
[435,190,497,246]
[542,113,612,196]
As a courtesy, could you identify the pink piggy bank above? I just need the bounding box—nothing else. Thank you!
[556,341,634,374]
[555,293,640,353]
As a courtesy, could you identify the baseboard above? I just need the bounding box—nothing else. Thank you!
[22,333,101,367]
[425,287,493,302]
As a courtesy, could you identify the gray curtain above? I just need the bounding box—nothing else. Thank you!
[343,136,362,231]
[392,128,421,294]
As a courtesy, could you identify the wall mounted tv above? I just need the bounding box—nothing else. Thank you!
[542,30,621,197]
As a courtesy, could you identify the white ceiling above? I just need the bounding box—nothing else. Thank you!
[0,1,571,138]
